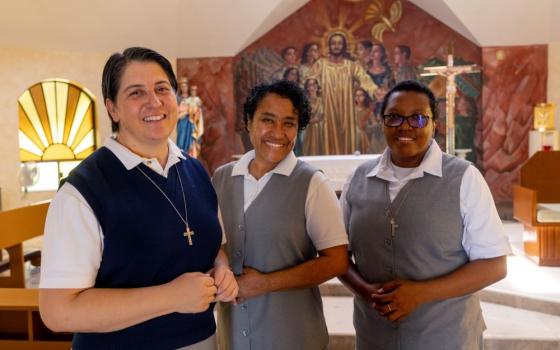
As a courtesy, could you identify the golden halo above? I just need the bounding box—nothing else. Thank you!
[321,27,358,57]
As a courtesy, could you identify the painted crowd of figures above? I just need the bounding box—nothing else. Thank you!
[271,33,418,155]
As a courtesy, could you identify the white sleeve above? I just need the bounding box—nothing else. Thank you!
[339,171,356,234]
[39,183,103,289]
[305,172,349,251]
[338,170,357,251]
[460,165,512,260]
[217,207,227,245]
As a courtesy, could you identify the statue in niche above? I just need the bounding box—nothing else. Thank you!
[184,85,204,158]
[176,76,196,155]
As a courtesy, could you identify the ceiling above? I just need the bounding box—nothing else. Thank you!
[409,0,560,47]
[0,0,558,58]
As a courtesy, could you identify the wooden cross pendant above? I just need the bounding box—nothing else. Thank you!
[390,218,399,237]
[184,228,195,246]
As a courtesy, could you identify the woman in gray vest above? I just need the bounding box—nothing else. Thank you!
[339,80,511,349]
[212,80,349,350]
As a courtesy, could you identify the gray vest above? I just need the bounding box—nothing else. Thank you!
[346,154,484,350]
[212,160,328,350]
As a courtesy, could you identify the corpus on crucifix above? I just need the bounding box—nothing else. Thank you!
[422,46,480,156]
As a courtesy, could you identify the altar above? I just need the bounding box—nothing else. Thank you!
[299,154,381,193]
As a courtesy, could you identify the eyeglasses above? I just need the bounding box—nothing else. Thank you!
[382,113,431,128]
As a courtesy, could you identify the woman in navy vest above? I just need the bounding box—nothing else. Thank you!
[39,47,238,350]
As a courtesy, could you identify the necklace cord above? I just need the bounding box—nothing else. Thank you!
[136,165,190,230]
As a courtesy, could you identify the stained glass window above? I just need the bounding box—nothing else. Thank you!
[18,79,97,192]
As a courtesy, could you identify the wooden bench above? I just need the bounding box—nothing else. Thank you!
[513,151,560,266]
[0,203,72,349]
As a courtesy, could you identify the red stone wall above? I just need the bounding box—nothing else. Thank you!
[481,45,548,202]
[176,57,236,173]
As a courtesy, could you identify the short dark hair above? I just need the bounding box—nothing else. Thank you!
[243,80,310,131]
[359,40,373,51]
[282,67,300,83]
[380,80,438,120]
[281,46,296,60]
[397,45,411,60]
[102,47,178,132]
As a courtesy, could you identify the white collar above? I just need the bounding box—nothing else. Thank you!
[367,140,443,182]
[231,150,297,177]
[104,137,186,174]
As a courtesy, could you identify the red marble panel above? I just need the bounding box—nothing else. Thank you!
[176,57,236,173]
[481,45,547,202]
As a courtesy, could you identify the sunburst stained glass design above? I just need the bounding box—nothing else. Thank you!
[18,79,97,162]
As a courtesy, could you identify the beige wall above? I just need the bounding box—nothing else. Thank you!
[548,42,560,130]
[0,47,176,210]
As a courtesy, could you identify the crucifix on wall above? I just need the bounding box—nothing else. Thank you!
[422,46,481,156]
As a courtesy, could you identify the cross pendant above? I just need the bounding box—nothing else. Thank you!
[184,228,195,246]
[390,218,399,237]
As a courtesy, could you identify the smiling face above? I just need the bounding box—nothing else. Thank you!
[383,91,436,167]
[248,93,298,174]
[106,61,177,154]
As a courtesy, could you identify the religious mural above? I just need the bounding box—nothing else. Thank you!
[233,0,482,160]
[176,0,547,204]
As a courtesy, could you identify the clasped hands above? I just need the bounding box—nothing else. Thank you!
[167,265,238,314]
[207,264,239,303]
[366,279,426,323]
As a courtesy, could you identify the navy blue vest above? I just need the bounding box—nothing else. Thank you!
[65,147,221,349]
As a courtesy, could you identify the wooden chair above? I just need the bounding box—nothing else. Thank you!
[513,151,560,266]
[0,203,72,349]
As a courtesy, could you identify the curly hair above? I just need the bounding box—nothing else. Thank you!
[244,80,311,131]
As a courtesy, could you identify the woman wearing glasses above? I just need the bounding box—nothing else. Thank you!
[339,80,511,349]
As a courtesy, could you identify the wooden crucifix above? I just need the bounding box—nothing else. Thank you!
[422,46,480,155]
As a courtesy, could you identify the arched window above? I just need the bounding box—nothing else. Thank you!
[18,79,98,192]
